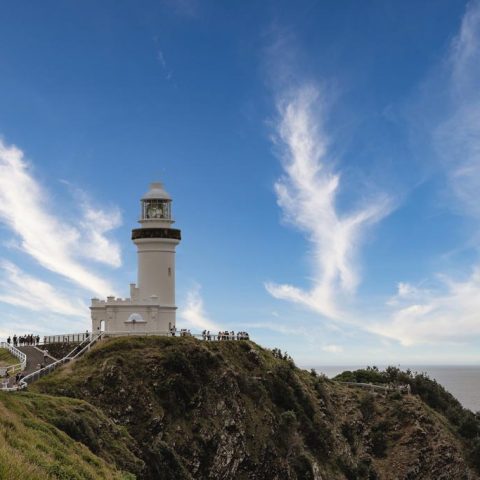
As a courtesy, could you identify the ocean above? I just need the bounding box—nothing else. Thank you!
[314,365,480,413]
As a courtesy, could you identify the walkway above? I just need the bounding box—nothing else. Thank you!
[17,346,55,376]
[336,381,411,395]
[2,346,55,389]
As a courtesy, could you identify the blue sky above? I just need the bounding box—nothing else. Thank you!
[1,0,480,366]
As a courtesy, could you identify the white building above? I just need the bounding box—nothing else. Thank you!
[90,182,181,334]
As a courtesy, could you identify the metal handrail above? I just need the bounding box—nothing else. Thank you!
[17,332,104,389]
[43,332,91,345]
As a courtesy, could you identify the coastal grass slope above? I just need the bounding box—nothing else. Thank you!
[0,391,144,480]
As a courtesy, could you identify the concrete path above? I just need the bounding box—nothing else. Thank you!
[18,346,55,376]
[1,346,56,388]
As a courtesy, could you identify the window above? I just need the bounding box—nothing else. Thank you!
[168,267,172,277]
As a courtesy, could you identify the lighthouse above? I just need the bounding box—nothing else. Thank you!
[90,182,181,334]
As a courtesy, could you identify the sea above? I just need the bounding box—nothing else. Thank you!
[314,365,480,413]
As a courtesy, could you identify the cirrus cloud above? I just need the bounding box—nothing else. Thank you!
[0,139,120,298]
[265,85,392,320]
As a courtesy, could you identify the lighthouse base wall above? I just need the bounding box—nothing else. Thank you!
[91,298,176,334]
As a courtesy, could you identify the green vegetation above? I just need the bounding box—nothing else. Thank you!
[334,365,480,471]
[0,392,142,479]
[0,348,19,367]
[28,336,479,479]
[0,338,476,479]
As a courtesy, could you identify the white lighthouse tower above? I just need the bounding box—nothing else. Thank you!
[90,182,181,334]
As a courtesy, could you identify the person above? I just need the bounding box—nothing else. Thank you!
[36,335,40,345]
[13,334,17,346]
[207,330,211,341]
[6,336,10,345]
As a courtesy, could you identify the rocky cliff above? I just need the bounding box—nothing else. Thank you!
[20,336,478,480]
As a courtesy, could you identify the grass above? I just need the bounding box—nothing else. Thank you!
[0,348,19,368]
[0,392,142,479]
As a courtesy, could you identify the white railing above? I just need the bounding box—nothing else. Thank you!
[102,330,251,341]
[43,332,90,345]
[17,332,104,389]
[0,341,27,375]
[336,381,412,394]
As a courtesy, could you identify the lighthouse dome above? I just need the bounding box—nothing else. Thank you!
[142,182,171,200]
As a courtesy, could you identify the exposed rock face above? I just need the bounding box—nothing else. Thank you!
[32,337,479,480]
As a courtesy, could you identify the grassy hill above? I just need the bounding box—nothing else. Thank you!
[0,391,144,479]
[24,336,479,480]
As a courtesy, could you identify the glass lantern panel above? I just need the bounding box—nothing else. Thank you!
[143,200,171,219]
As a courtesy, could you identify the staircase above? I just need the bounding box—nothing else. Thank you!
[0,332,104,391]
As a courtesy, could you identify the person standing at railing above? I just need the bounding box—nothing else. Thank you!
[13,334,17,347]
[6,336,10,345]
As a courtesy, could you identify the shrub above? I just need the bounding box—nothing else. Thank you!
[341,422,356,448]
[468,438,480,470]
[371,421,388,457]
[359,394,376,422]
[292,453,315,480]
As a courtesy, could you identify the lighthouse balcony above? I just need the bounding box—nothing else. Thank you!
[131,228,181,241]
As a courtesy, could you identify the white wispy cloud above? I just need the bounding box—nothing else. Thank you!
[69,185,122,268]
[433,0,480,217]
[371,269,480,345]
[0,139,120,298]
[242,321,309,337]
[178,284,220,331]
[321,344,343,353]
[0,261,88,317]
[378,0,480,346]
[156,49,173,81]
[265,85,391,319]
